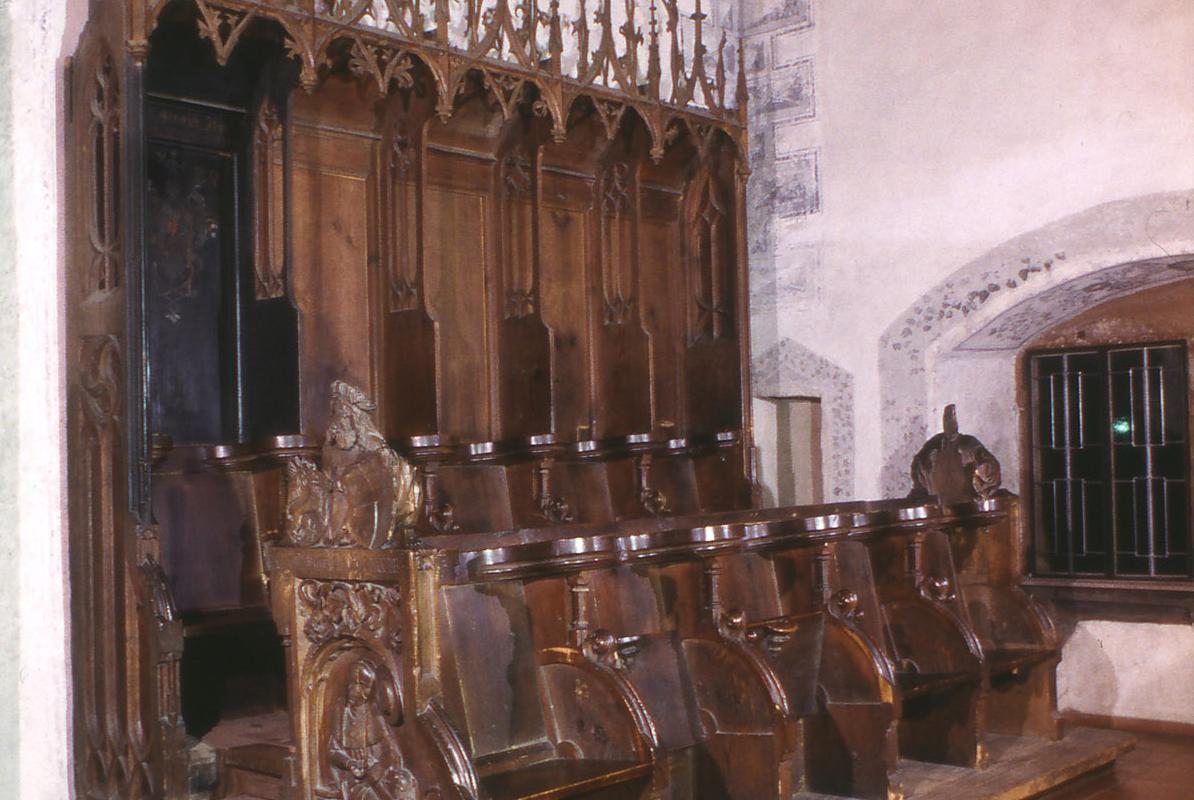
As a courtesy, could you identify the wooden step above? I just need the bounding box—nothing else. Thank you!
[793,727,1135,800]
[221,742,290,800]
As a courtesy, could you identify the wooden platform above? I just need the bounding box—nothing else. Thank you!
[797,727,1135,800]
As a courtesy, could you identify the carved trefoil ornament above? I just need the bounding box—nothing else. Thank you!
[285,382,422,548]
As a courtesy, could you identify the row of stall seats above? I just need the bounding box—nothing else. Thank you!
[262,494,1059,800]
[396,431,754,534]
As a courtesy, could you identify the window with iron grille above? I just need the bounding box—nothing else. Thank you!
[1029,343,1191,578]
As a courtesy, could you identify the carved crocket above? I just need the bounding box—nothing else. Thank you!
[909,404,1002,505]
[285,381,422,548]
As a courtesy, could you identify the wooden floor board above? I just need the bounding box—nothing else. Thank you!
[796,727,1135,800]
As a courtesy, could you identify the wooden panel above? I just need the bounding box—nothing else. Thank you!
[499,315,553,439]
[639,213,683,431]
[442,582,547,758]
[145,128,237,443]
[539,202,592,440]
[381,135,438,438]
[425,185,491,440]
[291,127,376,436]
[594,161,651,438]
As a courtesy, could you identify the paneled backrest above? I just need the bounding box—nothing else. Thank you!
[589,564,667,634]
[827,540,888,649]
[719,551,787,622]
[441,580,549,760]
[434,465,516,533]
[651,455,702,516]
[693,445,752,512]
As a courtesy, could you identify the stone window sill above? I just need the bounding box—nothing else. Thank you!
[1023,576,1194,626]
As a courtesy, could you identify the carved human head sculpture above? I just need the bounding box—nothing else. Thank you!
[326,380,385,453]
[942,404,959,440]
[347,659,378,708]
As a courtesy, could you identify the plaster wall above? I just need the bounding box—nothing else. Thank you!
[5,0,89,797]
[743,1,1194,726]
[1059,621,1194,725]
[743,0,1194,497]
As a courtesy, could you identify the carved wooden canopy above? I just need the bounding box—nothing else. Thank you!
[130,0,749,163]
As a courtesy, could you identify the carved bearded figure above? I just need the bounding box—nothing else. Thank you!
[284,381,421,548]
[909,404,1002,505]
[319,660,416,800]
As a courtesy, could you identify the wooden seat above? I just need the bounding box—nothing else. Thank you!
[935,499,1062,740]
[480,758,652,800]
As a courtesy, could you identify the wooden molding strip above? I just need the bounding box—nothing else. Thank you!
[1063,710,1194,739]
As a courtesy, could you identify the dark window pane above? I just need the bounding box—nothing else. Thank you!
[1030,343,1189,579]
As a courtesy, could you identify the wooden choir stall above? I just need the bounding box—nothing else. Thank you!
[64,2,1131,798]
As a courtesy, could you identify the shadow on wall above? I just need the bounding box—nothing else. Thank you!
[877,190,1194,497]
[1057,623,1118,717]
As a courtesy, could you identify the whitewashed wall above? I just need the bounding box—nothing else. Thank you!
[743,0,1194,725]
[4,0,88,797]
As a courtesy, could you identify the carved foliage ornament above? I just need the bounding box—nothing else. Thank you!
[285,382,422,549]
[173,0,747,159]
[299,580,404,654]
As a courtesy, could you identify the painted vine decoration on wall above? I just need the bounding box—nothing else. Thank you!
[136,0,750,165]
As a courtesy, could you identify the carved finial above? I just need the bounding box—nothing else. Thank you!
[575,0,591,75]
[715,30,726,109]
[646,0,661,100]
[736,35,749,121]
[547,0,563,73]
[436,0,450,44]
[662,0,686,104]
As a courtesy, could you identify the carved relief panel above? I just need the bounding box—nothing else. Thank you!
[593,154,652,437]
[497,141,554,439]
[295,580,416,800]
[253,97,286,300]
[87,49,122,296]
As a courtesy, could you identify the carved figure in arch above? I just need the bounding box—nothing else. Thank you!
[909,404,1002,505]
[317,659,417,800]
[285,381,422,548]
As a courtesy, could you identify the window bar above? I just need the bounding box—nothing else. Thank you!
[1142,350,1156,575]
[1062,354,1075,574]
